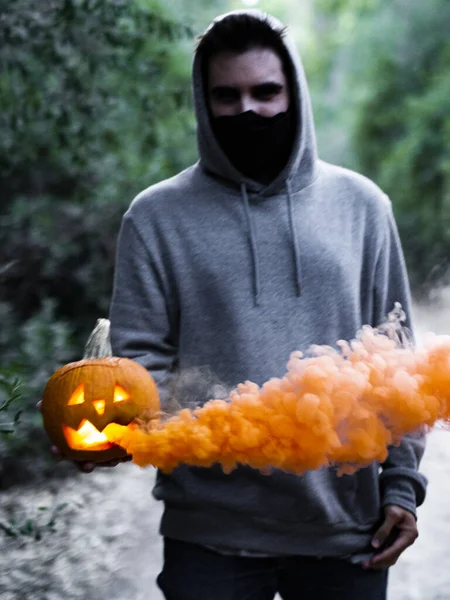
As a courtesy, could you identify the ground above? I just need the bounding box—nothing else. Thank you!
[2,297,450,599]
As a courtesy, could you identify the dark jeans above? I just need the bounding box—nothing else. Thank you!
[157,538,388,600]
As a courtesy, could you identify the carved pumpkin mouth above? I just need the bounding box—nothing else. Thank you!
[63,419,114,451]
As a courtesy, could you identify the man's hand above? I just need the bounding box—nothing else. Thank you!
[50,444,132,473]
[37,400,132,473]
[363,504,419,569]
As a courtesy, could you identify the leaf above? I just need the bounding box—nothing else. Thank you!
[0,521,18,536]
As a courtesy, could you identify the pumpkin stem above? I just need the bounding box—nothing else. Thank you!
[83,319,113,359]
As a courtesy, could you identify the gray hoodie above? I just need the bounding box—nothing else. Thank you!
[109,10,427,560]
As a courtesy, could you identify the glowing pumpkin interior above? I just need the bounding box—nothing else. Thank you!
[63,383,131,450]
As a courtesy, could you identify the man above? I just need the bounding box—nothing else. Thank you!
[109,10,427,600]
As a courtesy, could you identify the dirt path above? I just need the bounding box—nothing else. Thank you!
[0,464,163,600]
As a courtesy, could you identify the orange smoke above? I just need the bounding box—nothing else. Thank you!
[106,310,450,474]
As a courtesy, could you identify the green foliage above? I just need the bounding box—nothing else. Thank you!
[0,300,74,399]
[349,0,450,293]
[0,374,22,435]
[1,0,197,332]
[0,301,75,487]
[308,0,450,294]
[165,0,229,30]
[0,502,68,541]
[315,0,381,17]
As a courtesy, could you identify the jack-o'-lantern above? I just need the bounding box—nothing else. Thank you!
[41,319,160,462]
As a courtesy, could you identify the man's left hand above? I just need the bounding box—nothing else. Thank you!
[363,504,418,570]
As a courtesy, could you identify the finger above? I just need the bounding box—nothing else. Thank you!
[51,445,64,460]
[98,455,132,467]
[371,511,400,549]
[369,529,417,569]
[79,462,96,473]
[36,400,42,410]
[99,459,120,468]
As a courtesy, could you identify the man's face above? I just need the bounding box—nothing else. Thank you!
[208,47,290,118]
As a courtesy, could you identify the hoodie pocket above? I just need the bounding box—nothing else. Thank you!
[250,466,381,527]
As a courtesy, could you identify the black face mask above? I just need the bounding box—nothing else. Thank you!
[212,109,295,183]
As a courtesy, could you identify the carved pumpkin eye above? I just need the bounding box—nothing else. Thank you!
[68,383,85,405]
[113,385,130,403]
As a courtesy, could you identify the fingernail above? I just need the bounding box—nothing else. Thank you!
[372,539,380,548]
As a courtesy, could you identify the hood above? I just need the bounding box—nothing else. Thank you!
[192,9,319,196]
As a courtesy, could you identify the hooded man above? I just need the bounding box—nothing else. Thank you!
[109,10,427,600]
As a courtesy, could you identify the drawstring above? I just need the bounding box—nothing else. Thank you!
[287,179,302,296]
[240,180,302,306]
[241,183,261,306]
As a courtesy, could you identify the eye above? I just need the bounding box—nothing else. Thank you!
[256,91,276,101]
[211,87,240,104]
[113,385,130,403]
[253,84,283,101]
[68,383,85,405]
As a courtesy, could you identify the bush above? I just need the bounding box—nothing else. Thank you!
[349,0,450,293]
[0,301,77,488]
[0,0,197,333]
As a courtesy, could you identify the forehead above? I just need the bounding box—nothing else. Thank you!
[208,48,286,89]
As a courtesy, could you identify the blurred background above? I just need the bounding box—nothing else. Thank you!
[1,0,449,598]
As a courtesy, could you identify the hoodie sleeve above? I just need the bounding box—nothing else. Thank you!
[373,198,428,516]
[109,212,179,407]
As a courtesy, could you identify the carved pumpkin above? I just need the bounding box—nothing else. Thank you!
[41,319,160,462]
